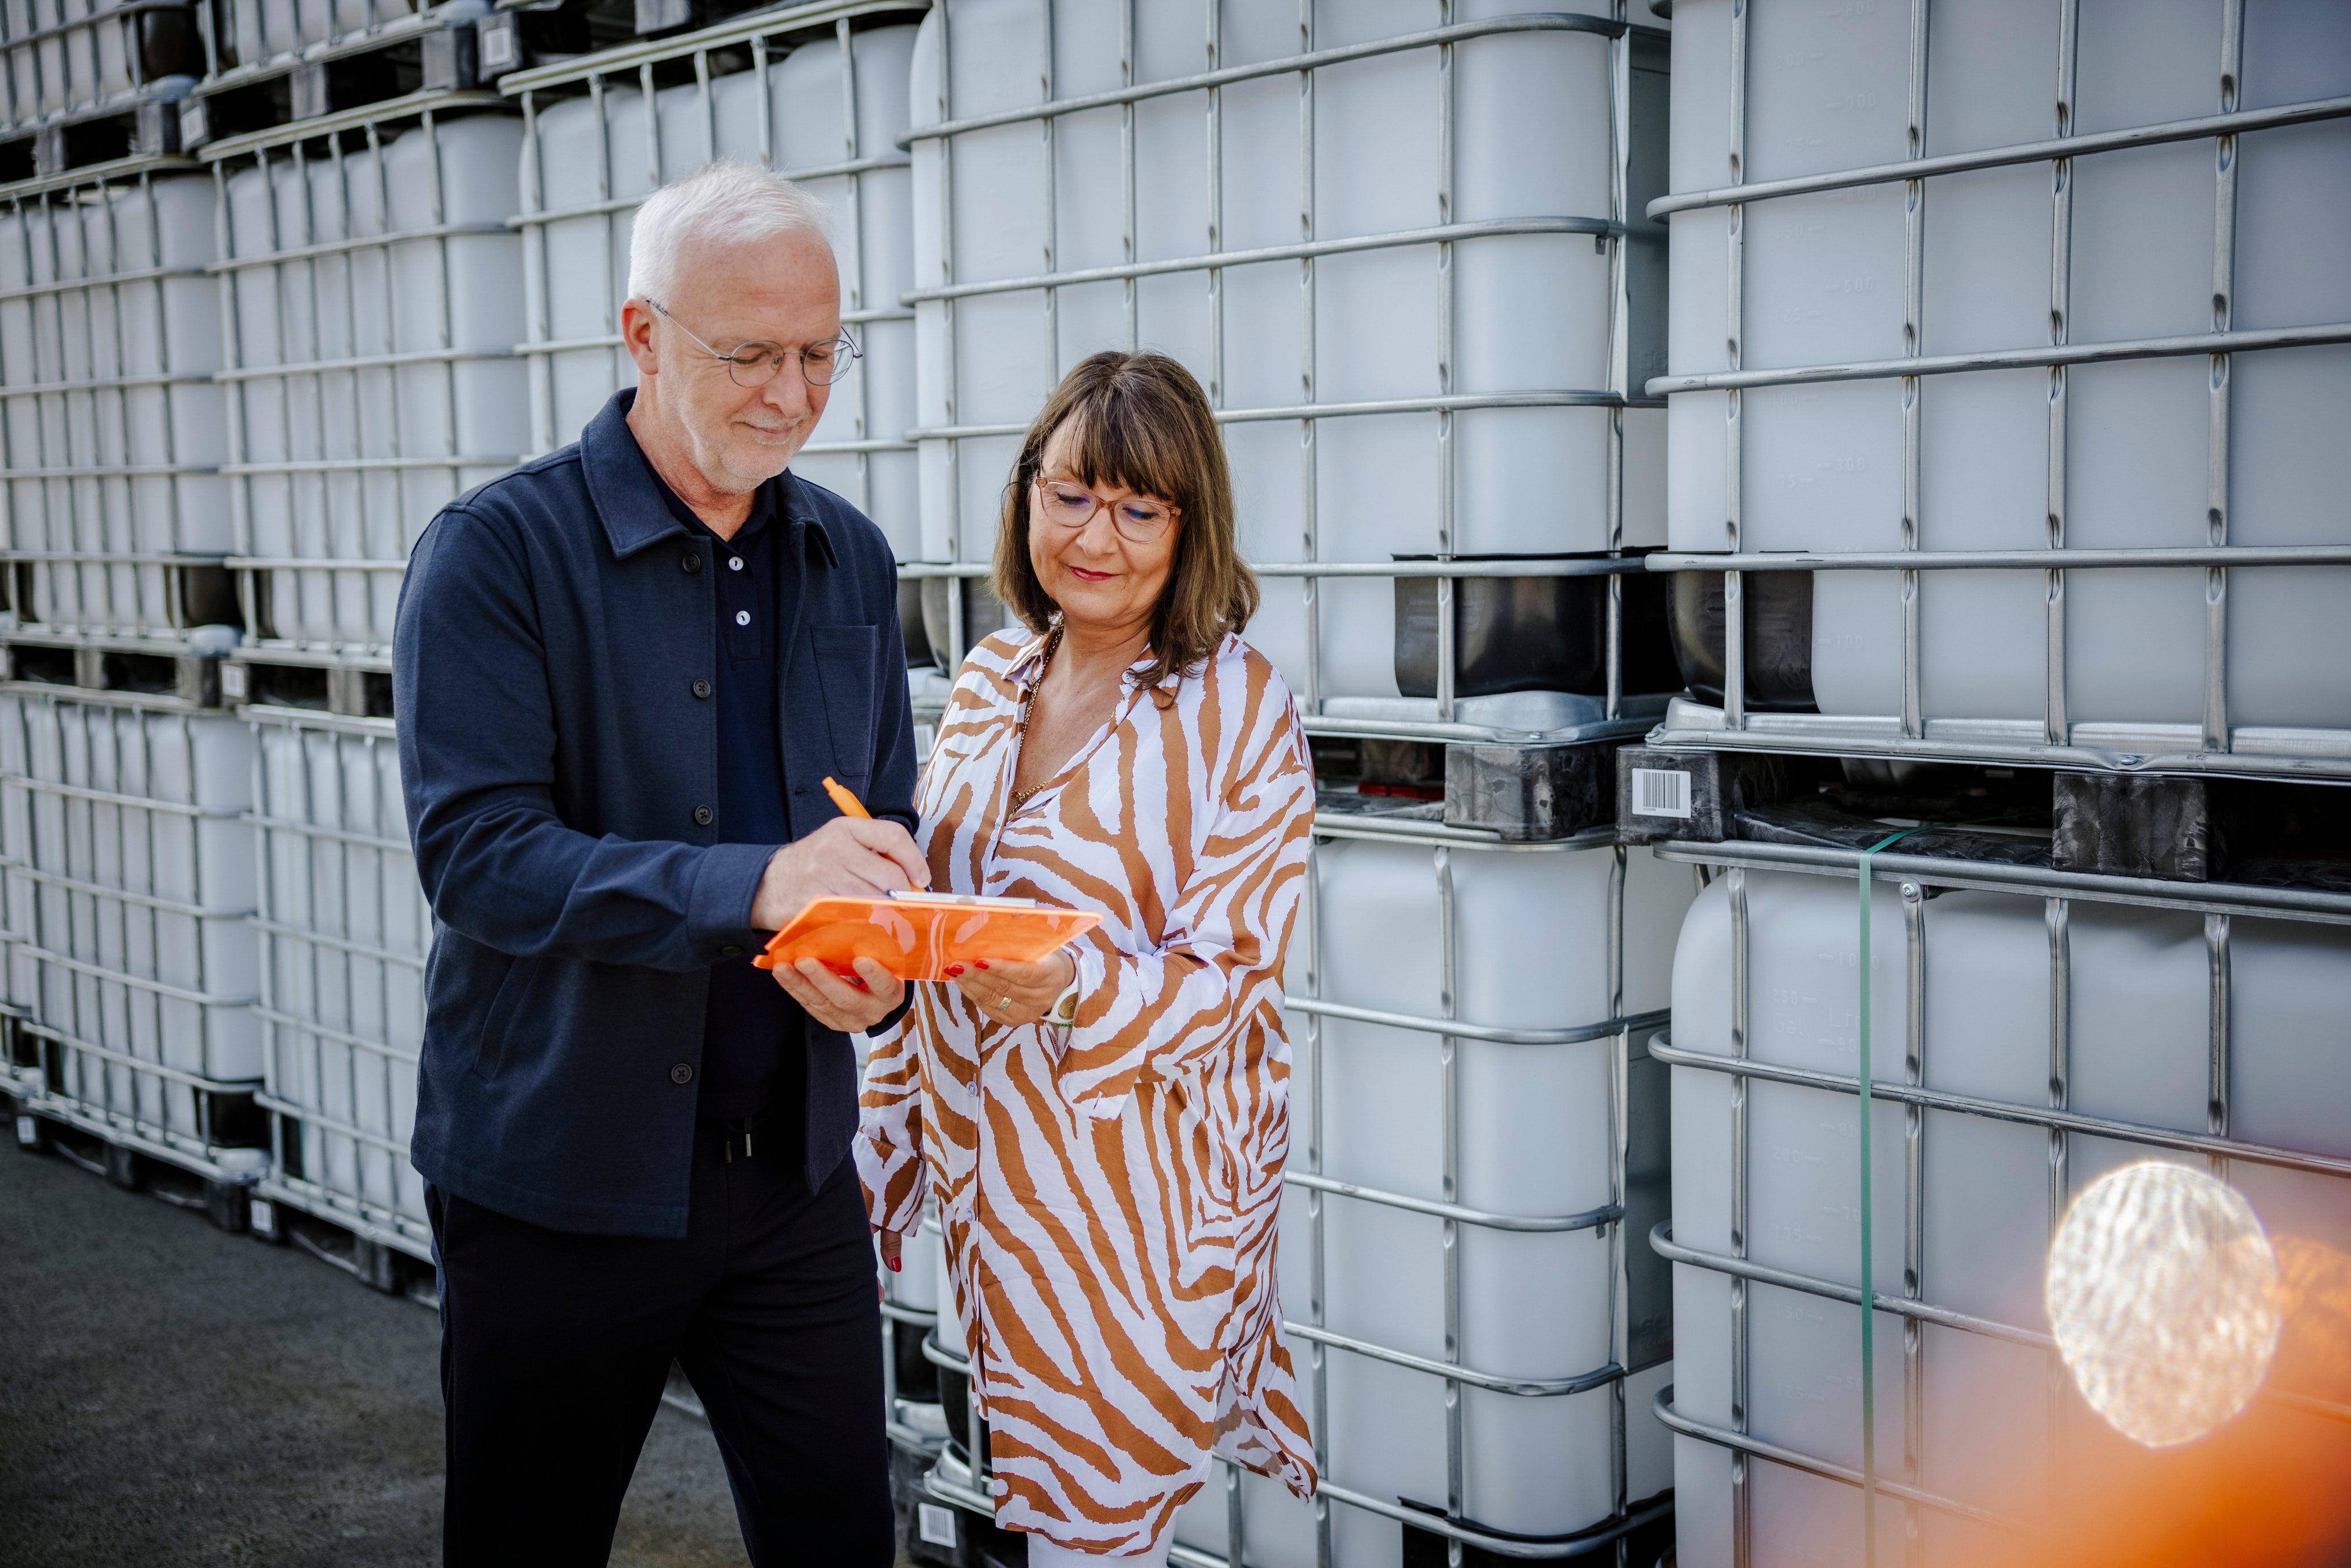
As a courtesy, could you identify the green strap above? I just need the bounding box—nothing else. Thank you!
[1856,826,1924,1566]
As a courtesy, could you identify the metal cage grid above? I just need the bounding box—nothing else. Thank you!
[0,0,194,136]
[203,88,523,666]
[1645,842,2351,1566]
[192,0,436,93]
[0,155,229,645]
[917,816,1676,1568]
[243,703,429,1258]
[0,682,263,1177]
[1644,0,2351,779]
[499,0,927,508]
[904,0,1667,747]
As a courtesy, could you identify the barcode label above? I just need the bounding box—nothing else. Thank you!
[1630,768,1694,819]
[480,20,516,68]
[917,1503,958,1547]
[14,1114,34,1147]
[249,1198,276,1238]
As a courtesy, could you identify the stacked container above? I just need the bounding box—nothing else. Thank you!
[0,0,199,160]
[179,48,525,1255]
[904,5,1681,1566]
[1644,3,2351,1565]
[0,165,231,640]
[0,680,264,1180]
[503,2,925,558]
[1649,0,2351,772]
[247,703,425,1254]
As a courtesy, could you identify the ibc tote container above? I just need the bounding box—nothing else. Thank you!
[0,683,262,1172]
[0,167,231,640]
[207,0,424,79]
[1252,822,1688,1567]
[1651,0,2351,773]
[0,0,194,130]
[506,3,924,558]
[907,0,1672,734]
[247,704,428,1253]
[210,98,528,662]
[1652,863,2351,1568]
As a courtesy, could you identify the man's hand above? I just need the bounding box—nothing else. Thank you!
[751,816,928,930]
[774,954,906,1033]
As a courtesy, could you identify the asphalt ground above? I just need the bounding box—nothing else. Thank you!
[0,1133,919,1568]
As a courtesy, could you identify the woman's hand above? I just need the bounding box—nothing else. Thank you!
[773,955,906,1033]
[947,947,1077,1027]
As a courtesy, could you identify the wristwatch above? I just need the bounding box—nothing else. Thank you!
[1048,952,1083,1026]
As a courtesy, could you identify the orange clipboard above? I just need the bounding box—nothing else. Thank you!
[751,892,1100,983]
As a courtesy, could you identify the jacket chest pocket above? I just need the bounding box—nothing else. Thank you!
[812,624,879,784]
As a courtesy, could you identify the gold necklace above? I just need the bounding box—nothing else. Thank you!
[1007,623,1066,808]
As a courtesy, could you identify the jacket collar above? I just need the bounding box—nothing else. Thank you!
[580,388,836,568]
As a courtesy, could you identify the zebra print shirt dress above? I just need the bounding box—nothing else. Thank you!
[856,626,1319,1554]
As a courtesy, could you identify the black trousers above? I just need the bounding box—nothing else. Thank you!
[427,1121,893,1567]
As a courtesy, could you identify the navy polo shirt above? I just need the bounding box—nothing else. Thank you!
[637,446,804,1123]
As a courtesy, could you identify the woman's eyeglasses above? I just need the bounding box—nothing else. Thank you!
[643,297,861,387]
[1031,475,1177,545]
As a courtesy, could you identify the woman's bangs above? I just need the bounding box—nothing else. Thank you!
[1058,386,1187,511]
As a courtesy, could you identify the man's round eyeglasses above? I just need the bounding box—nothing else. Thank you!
[644,297,861,388]
[1030,475,1177,545]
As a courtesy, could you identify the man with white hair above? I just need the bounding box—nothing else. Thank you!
[394,161,914,1564]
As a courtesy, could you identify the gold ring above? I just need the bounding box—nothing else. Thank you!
[996,995,1011,1012]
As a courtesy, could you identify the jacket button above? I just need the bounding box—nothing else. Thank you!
[670,1063,693,1085]
[693,804,714,826]
[721,945,743,959]
[682,552,702,573]
[691,678,713,700]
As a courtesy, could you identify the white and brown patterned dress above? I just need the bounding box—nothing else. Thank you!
[856,626,1318,1553]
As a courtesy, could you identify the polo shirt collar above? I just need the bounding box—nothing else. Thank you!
[581,388,838,569]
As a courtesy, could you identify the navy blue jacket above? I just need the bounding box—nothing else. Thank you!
[394,391,918,1236]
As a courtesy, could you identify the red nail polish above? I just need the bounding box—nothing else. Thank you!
[946,964,965,977]
[888,1257,901,1272]
[974,959,990,970]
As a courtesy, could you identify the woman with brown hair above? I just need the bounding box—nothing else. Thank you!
[855,351,1318,1563]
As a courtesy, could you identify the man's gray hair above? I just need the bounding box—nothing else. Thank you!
[626,160,835,304]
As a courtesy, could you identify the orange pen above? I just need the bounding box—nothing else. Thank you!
[821,776,871,820]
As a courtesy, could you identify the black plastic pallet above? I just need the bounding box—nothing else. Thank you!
[182,16,491,148]
[1311,733,1632,843]
[1616,743,2351,898]
[2,635,239,706]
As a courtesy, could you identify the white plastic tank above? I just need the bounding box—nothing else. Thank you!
[519,21,922,560]
[1662,0,2351,752]
[220,112,527,659]
[0,690,259,1156]
[0,175,229,640]
[253,713,426,1231]
[1666,868,2351,1567]
[909,0,1665,710]
[1173,833,1688,1566]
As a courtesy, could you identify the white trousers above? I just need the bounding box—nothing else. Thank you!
[1024,1533,1174,1567]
